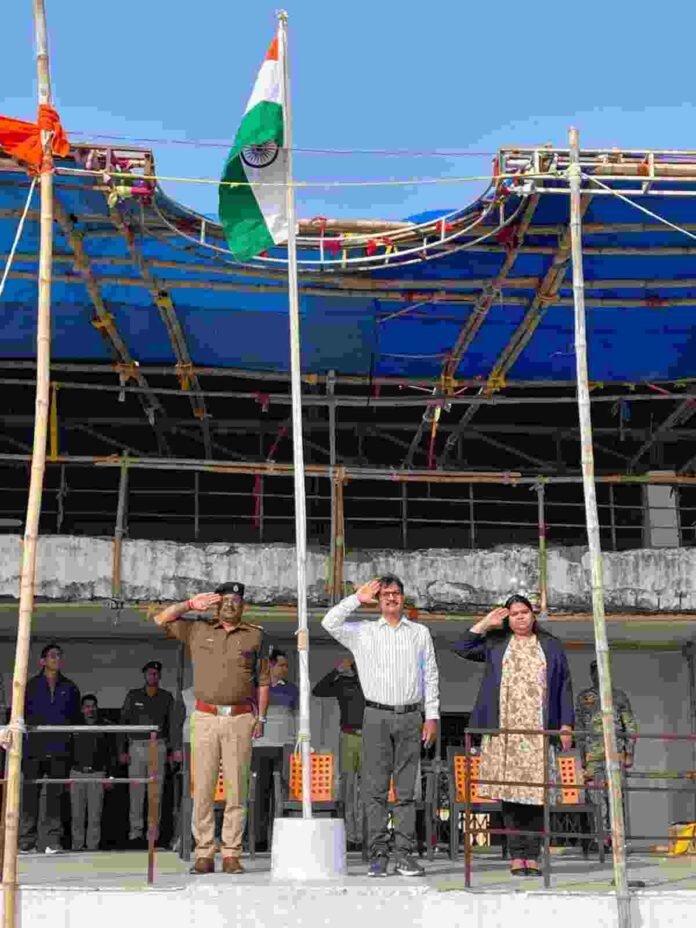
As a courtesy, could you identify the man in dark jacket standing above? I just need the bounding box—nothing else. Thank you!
[20,642,81,854]
[313,657,365,848]
[70,694,112,851]
[119,660,178,846]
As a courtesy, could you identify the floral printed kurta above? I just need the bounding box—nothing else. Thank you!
[477,634,547,805]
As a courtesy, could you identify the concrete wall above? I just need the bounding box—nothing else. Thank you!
[3,535,696,611]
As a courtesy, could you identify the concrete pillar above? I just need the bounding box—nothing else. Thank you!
[642,472,680,547]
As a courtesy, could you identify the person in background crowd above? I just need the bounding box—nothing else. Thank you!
[119,660,180,846]
[313,656,365,850]
[322,576,439,878]
[575,659,637,846]
[70,694,111,851]
[453,595,574,878]
[251,648,298,851]
[20,643,81,854]
[154,581,269,875]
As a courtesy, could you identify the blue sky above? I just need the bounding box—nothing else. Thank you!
[2,1,694,220]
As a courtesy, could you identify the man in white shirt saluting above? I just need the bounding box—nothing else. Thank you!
[322,575,439,878]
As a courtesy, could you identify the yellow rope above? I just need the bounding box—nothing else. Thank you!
[59,165,547,191]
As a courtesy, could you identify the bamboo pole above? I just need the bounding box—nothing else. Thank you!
[111,461,129,600]
[536,481,548,620]
[4,451,696,485]
[568,126,631,928]
[0,377,690,408]
[279,10,312,820]
[331,467,346,601]
[2,3,54,925]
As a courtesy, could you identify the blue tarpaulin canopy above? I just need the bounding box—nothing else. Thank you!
[1,143,695,386]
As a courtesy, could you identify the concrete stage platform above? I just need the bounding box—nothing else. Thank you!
[4,850,695,927]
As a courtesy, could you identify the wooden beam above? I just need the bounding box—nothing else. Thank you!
[401,196,541,468]
[631,390,696,470]
[52,197,168,448]
[440,197,593,464]
[108,205,212,459]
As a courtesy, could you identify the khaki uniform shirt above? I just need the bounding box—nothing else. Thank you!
[167,619,270,706]
[120,686,175,752]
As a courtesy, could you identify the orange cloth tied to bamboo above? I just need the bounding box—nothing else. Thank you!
[0,105,69,172]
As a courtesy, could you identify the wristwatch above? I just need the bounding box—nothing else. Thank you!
[258,716,267,723]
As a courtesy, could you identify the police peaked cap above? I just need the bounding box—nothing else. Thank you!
[142,660,162,674]
[216,581,245,598]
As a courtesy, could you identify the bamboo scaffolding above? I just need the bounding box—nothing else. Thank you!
[2,3,53,925]
[13,251,696,291]
[11,265,696,307]
[0,377,691,408]
[1,450,695,485]
[1,359,692,390]
[568,127,630,928]
[107,206,211,455]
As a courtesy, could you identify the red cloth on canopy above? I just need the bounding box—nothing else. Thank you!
[0,105,69,172]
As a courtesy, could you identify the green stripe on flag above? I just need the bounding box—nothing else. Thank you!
[219,101,284,262]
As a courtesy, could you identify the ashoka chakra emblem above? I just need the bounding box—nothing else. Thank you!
[241,141,280,169]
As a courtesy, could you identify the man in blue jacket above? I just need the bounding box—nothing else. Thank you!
[20,642,81,854]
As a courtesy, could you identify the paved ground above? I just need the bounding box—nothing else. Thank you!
[15,849,696,893]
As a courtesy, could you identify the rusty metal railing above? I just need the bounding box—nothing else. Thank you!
[452,727,696,890]
[0,724,161,883]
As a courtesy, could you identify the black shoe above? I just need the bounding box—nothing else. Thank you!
[367,856,389,878]
[394,854,425,877]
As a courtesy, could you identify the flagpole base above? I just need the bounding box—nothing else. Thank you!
[271,817,346,881]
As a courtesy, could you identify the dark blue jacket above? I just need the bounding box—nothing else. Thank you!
[453,628,575,734]
[24,671,81,757]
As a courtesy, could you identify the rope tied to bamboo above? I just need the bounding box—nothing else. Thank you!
[113,361,139,383]
[0,718,26,752]
[175,361,196,391]
[91,312,115,332]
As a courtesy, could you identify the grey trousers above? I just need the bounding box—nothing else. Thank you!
[362,706,421,858]
[70,769,105,850]
[128,739,167,840]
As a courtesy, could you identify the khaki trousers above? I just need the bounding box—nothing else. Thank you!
[191,709,255,860]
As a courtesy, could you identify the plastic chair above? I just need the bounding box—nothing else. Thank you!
[446,749,502,860]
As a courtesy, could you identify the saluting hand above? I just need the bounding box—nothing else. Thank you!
[356,579,382,605]
[483,606,508,630]
[188,592,221,612]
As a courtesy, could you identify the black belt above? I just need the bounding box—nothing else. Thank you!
[341,725,363,734]
[364,700,420,714]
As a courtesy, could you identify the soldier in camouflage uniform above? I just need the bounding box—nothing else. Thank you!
[575,660,637,846]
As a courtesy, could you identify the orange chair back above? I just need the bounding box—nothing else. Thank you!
[454,754,496,804]
[190,758,225,801]
[556,754,582,805]
[289,752,334,802]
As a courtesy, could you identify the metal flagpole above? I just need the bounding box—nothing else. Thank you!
[568,126,631,928]
[2,2,55,924]
[278,9,312,820]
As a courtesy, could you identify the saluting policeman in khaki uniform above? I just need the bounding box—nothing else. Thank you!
[154,581,270,874]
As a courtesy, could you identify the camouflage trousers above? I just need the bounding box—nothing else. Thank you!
[584,761,630,843]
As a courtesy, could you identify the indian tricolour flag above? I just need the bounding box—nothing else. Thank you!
[219,36,289,262]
